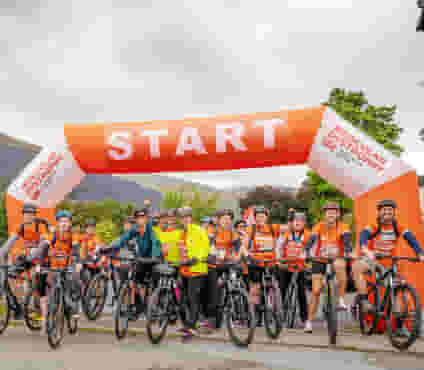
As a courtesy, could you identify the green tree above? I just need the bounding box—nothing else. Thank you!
[186,187,220,223]
[161,191,186,210]
[96,219,120,245]
[303,88,404,223]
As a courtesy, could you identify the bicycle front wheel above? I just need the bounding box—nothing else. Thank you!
[146,287,170,344]
[358,283,377,336]
[0,288,10,334]
[46,287,65,350]
[264,286,283,339]
[226,288,255,347]
[387,283,422,351]
[82,273,108,321]
[325,281,338,345]
[115,281,131,340]
[23,281,42,332]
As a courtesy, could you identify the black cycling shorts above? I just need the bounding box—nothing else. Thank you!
[248,265,264,284]
[36,273,49,298]
[135,262,153,285]
[311,261,327,275]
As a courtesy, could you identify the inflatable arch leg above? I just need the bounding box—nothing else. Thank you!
[6,106,423,301]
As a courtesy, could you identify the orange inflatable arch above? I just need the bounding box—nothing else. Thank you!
[5,106,424,299]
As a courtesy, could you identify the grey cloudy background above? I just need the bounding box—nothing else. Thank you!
[0,0,423,188]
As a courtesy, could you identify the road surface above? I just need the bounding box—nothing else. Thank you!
[1,327,423,370]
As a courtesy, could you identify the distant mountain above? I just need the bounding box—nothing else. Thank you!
[0,133,162,208]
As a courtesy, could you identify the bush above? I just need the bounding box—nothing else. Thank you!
[96,219,120,245]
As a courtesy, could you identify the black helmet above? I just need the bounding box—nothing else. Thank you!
[377,199,397,210]
[254,206,269,216]
[85,218,97,227]
[134,208,149,218]
[220,209,234,219]
[22,203,37,214]
[178,207,193,217]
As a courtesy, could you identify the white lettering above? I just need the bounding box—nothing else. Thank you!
[216,123,247,153]
[107,131,133,160]
[254,119,284,149]
[141,130,168,158]
[176,127,208,156]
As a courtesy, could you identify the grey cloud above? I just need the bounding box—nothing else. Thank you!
[0,0,46,21]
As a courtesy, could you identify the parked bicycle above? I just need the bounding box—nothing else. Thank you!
[358,254,422,351]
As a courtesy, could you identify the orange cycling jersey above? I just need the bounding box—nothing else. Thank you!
[280,229,311,271]
[312,221,350,261]
[248,224,279,266]
[45,232,79,269]
[11,222,48,263]
[80,234,104,268]
[364,222,407,268]
[209,226,234,268]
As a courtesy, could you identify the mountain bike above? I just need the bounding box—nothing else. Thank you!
[115,256,158,340]
[248,258,283,339]
[23,269,47,332]
[45,256,80,349]
[358,254,422,351]
[213,261,255,347]
[0,263,25,334]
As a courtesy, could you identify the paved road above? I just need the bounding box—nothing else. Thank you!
[1,327,424,370]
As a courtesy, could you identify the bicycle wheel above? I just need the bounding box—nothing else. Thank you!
[325,281,338,345]
[264,286,282,339]
[46,287,65,349]
[284,283,298,329]
[23,282,42,331]
[358,283,377,336]
[115,281,131,340]
[0,288,10,334]
[82,274,108,321]
[386,283,422,351]
[67,311,78,335]
[226,288,255,347]
[146,287,170,344]
[215,285,226,330]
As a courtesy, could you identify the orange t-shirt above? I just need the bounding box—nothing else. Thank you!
[312,221,350,261]
[209,227,234,268]
[248,224,279,266]
[80,233,103,268]
[364,223,406,268]
[280,229,311,271]
[11,222,48,262]
[46,232,79,269]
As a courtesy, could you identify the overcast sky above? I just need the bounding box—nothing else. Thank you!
[0,0,423,189]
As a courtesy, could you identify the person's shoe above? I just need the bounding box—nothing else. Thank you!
[198,320,214,333]
[29,312,44,322]
[337,298,348,311]
[71,313,80,320]
[304,320,313,333]
[182,327,197,339]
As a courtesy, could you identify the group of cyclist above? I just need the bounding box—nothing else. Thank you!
[1,197,423,341]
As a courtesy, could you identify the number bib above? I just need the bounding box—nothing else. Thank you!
[320,243,339,258]
[255,234,274,252]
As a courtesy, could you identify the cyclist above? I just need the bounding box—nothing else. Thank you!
[29,210,83,329]
[167,209,178,231]
[276,212,310,325]
[233,219,250,288]
[79,218,105,286]
[176,207,210,339]
[203,209,238,330]
[0,203,49,320]
[304,201,353,333]
[352,199,424,314]
[246,206,280,326]
[100,208,162,318]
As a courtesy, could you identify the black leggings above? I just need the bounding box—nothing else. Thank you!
[184,275,206,329]
[279,268,308,323]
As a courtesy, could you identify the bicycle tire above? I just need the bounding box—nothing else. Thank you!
[115,281,131,340]
[67,313,78,335]
[23,282,42,332]
[225,288,255,347]
[358,283,377,336]
[146,287,170,344]
[215,285,226,330]
[287,283,298,329]
[0,289,10,334]
[47,286,65,350]
[386,283,422,351]
[326,280,338,345]
[82,273,108,321]
[264,286,282,339]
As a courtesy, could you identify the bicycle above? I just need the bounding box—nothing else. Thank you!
[358,254,422,351]
[146,260,194,345]
[114,256,158,340]
[213,260,255,347]
[23,269,47,332]
[248,257,283,339]
[44,255,80,349]
[278,258,305,329]
[0,263,25,334]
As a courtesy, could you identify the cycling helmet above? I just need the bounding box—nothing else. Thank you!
[179,207,193,217]
[323,201,340,211]
[22,203,37,214]
[56,210,72,221]
[254,206,269,216]
[220,209,234,219]
[159,209,169,218]
[85,218,97,227]
[133,208,148,218]
[377,199,397,210]
[294,212,307,220]
[200,216,211,224]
